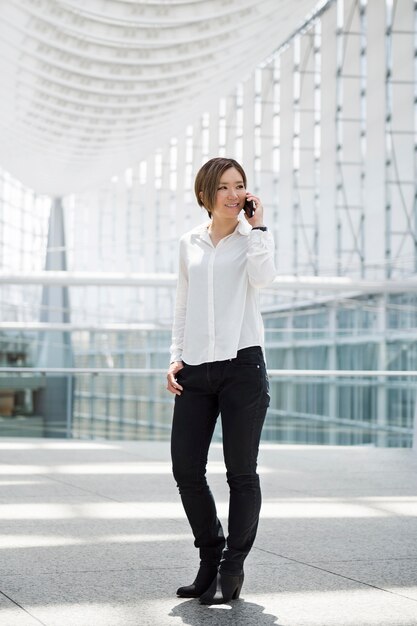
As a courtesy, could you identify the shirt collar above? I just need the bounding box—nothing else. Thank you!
[195,216,252,244]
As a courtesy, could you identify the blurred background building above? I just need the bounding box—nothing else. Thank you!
[0,0,416,447]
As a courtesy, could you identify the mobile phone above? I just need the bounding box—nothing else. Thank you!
[244,198,255,218]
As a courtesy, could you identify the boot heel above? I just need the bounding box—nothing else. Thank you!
[232,579,243,599]
[199,571,244,604]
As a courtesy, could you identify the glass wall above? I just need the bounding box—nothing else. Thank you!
[263,295,415,447]
[72,329,172,440]
[0,167,51,435]
[1,0,416,447]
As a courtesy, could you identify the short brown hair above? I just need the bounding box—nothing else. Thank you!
[194,157,247,218]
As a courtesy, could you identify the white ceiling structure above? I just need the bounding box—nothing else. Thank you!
[0,0,321,196]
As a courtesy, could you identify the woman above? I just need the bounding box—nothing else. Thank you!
[166,157,276,604]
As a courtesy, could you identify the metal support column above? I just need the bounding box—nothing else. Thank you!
[335,0,367,277]
[36,196,74,437]
[413,0,417,451]
[385,0,417,278]
[377,294,388,446]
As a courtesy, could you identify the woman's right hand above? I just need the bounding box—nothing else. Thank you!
[166,361,185,395]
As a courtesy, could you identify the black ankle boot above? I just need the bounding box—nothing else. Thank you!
[199,570,244,604]
[176,543,224,598]
[176,564,218,598]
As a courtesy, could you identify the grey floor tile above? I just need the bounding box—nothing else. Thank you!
[306,557,417,600]
[0,438,416,626]
[2,563,417,626]
[255,517,417,563]
[0,593,45,626]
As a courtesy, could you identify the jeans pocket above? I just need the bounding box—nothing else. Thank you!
[236,361,263,369]
[175,365,186,381]
[234,346,263,366]
[233,353,264,369]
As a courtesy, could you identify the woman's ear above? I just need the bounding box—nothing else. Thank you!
[199,191,203,202]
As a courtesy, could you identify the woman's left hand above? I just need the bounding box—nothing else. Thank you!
[244,193,265,228]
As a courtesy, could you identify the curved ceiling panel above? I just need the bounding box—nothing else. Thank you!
[0,0,319,195]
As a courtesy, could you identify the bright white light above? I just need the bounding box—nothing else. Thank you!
[0,442,118,450]
[55,462,209,475]
[0,497,416,521]
[0,462,271,475]
[102,534,189,544]
[56,462,272,475]
[9,604,130,626]
[0,465,49,475]
[0,536,84,549]
[238,589,417,626]
[0,480,45,486]
[0,533,190,549]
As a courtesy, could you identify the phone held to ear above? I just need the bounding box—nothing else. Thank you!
[244,198,255,218]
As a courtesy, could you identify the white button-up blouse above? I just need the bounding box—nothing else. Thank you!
[169,217,277,366]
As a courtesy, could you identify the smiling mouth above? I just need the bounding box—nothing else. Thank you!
[225,203,240,208]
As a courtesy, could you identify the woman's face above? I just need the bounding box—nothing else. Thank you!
[211,167,246,219]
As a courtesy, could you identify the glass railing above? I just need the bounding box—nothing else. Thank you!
[0,366,415,447]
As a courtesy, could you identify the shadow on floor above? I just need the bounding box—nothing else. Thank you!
[169,599,283,625]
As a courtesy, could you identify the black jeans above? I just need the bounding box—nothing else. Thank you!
[171,345,270,574]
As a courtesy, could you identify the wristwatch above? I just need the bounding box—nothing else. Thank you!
[252,226,268,231]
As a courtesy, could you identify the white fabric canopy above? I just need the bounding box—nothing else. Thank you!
[0,0,320,195]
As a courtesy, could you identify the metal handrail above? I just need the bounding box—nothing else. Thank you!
[1,367,417,377]
[1,271,417,292]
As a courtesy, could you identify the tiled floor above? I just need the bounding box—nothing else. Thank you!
[0,438,417,626]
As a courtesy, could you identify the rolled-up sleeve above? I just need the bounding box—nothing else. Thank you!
[169,238,188,363]
[246,229,277,288]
